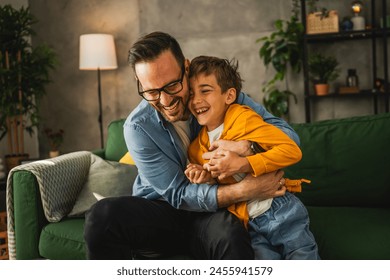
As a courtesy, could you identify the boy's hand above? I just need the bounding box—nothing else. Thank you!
[203,149,251,180]
[185,163,216,184]
[202,139,253,179]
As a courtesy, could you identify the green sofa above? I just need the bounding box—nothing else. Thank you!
[6,113,390,260]
[285,112,390,259]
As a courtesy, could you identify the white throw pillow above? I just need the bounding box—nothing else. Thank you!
[68,154,137,217]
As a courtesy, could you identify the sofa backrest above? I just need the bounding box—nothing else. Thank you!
[105,119,127,162]
[105,114,390,208]
[285,113,390,208]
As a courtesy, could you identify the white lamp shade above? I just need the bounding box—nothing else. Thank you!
[79,34,118,70]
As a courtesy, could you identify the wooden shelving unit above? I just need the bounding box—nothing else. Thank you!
[301,0,389,122]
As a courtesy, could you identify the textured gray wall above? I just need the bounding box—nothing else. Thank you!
[0,0,386,158]
[29,0,140,156]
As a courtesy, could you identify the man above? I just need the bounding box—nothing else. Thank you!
[84,32,299,260]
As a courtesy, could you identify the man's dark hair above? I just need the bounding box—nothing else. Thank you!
[189,56,243,96]
[128,31,185,71]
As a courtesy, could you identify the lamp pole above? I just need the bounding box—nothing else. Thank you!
[97,67,104,149]
[79,33,117,150]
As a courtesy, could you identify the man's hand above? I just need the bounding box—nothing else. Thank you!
[185,163,216,184]
[240,170,286,201]
[217,170,286,208]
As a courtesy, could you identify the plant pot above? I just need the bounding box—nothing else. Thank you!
[5,154,29,173]
[49,150,60,158]
[314,84,329,96]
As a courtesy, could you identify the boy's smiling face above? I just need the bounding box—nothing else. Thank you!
[189,73,236,131]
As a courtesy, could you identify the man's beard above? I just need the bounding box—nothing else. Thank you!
[154,95,190,122]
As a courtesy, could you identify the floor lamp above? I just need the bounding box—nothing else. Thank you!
[79,34,118,148]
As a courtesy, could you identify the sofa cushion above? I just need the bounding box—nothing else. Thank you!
[119,152,135,165]
[306,206,390,260]
[68,154,137,217]
[105,119,127,161]
[286,113,390,207]
[39,218,86,260]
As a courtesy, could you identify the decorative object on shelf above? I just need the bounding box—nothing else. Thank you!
[308,53,340,96]
[306,0,319,14]
[346,69,359,87]
[374,78,386,93]
[339,69,359,94]
[0,5,57,172]
[307,9,339,34]
[44,128,64,158]
[79,34,118,149]
[351,1,365,31]
[257,0,303,118]
[339,86,359,94]
[341,16,354,31]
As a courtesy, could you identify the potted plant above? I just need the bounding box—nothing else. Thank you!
[257,0,303,119]
[308,53,340,95]
[44,128,64,158]
[262,87,298,118]
[0,5,56,170]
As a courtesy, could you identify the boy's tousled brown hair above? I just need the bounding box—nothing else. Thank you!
[189,56,243,96]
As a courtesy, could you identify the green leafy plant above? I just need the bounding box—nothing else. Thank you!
[306,0,333,17]
[262,88,298,118]
[258,17,303,85]
[308,53,340,84]
[257,0,304,118]
[307,0,319,13]
[0,5,57,155]
[44,128,64,151]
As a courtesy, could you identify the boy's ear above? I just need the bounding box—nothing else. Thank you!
[225,88,237,105]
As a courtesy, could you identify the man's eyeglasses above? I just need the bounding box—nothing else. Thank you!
[137,65,185,101]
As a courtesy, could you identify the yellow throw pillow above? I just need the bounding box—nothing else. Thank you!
[119,152,135,165]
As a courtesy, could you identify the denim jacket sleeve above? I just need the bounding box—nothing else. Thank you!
[237,93,300,145]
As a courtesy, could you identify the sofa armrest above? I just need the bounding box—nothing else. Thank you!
[7,151,92,259]
[10,171,46,259]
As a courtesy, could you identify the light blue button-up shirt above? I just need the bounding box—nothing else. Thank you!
[124,92,299,212]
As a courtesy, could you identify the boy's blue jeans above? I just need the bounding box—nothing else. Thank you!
[248,192,320,260]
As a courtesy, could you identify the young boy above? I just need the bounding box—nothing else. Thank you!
[185,56,319,260]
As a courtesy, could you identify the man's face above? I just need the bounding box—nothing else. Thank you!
[189,73,234,131]
[135,50,190,122]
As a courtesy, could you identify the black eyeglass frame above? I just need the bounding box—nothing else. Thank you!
[137,64,185,101]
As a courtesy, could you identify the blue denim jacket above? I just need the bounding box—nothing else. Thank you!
[124,92,299,212]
